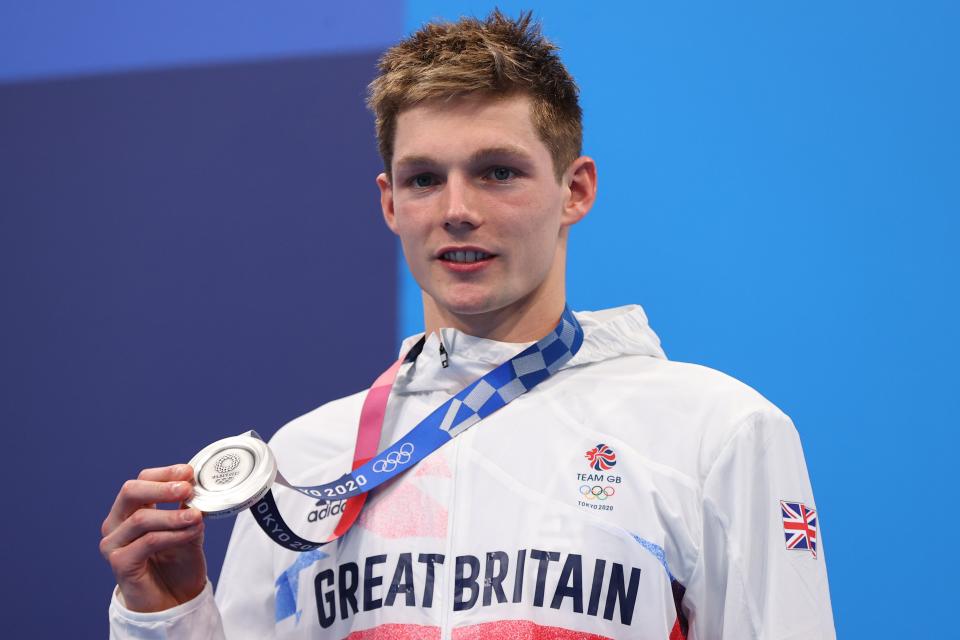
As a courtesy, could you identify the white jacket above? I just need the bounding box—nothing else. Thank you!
[110,306,835,639]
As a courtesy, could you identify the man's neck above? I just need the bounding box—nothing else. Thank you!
[422,294,565,343]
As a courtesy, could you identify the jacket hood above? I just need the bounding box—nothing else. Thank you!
[394,305,666,395]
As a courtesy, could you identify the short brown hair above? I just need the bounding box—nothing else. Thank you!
[367,10,582,181]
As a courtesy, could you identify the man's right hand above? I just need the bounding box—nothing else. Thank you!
[100,464,208,612]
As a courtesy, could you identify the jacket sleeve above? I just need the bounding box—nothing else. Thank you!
[684,409,836,640]
[108,581,225,640]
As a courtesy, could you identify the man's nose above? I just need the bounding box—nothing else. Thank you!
[442,174,482,229]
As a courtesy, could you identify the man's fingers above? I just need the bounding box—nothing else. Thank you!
[102,477,194,536]
[100,507,203,559]
[104,522,205,580]
[138,464,194,482]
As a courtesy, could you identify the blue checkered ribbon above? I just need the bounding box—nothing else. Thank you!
[250,306,583,551]
[286,305,583,504]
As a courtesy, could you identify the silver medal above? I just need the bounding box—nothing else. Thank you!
[186,431,277,518]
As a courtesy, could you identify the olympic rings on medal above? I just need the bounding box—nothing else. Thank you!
[579,484,616,501]
[372,442,415,473]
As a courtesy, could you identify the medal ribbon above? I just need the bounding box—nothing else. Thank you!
[250,305,584,551]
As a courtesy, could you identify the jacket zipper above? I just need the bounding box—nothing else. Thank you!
[439,342,449,368]
[439,436,460,638]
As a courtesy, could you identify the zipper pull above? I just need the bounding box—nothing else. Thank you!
[439,342,449,368]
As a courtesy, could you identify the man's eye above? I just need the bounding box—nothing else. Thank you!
[489,167,515,181]
[412,174,435,188]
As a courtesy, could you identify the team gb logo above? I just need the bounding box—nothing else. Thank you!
[585,443,617,471]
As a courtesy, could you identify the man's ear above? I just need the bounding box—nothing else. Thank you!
[561,156,598,228]
[376,172,399,235]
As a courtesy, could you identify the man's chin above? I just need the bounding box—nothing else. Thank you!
[428,293,513,321]
[430,288,543,320]
[439,300,499,317]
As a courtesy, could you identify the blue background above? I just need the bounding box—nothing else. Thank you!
[2,1,957,637]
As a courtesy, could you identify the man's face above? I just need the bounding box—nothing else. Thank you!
[378,93,592,333]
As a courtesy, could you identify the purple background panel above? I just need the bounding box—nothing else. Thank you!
[0,1,404,82]
[0,52,395,637]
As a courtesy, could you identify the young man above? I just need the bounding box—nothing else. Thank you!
[102,11,835,639]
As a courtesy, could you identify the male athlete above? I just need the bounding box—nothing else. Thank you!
[102,11,835,639]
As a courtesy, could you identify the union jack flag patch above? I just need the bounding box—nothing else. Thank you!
[780,500,818,558]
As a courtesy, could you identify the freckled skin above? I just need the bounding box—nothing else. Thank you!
[377,93,597,342]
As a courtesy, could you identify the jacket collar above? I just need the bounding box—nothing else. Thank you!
[393,305,665,395]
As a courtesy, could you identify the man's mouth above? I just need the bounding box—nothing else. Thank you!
[440,250,493,264]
